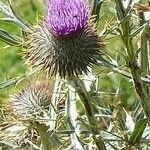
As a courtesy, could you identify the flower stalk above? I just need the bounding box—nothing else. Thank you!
[114,0,150,117]
[66,84,83,149]
[68,77,106,150]
[50,75,61,130]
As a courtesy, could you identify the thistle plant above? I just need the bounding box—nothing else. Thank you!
[23,1,106,147]
[0,0,150,150]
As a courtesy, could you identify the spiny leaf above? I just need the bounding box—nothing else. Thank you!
[0,28,21,46]
[0,70,37,89]
[0,1,29,30]
[91,0,104,23]
[130,20,150,38]
[0,78,20,89]
[129,118,148,145]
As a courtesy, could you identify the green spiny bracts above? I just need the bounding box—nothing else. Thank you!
[24,22,104,78]
[10,83,53,119]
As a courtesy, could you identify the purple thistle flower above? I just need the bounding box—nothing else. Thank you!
[24,0,104,78]
[46,0,89,36]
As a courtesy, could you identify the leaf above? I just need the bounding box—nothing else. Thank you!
[129,118,148,145]
[0,28,21,46]
[130,20,150,38]
[0,2,10,16]
[0,70,37,89]
[0,78,19,89]
[91,0,104,23]
[0,1,29,30]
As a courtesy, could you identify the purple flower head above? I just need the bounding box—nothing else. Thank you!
[46,0,89,36]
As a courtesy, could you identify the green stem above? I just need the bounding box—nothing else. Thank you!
[68,77,106,150]
[114,0,150,118]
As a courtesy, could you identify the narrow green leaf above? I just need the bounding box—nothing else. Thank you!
[130,20,150,38]
[0,1,30,30]
[91,0,104,23]
[0,28,21,46]
[0,71,37,89]
[129,118,148,145]
[0,78,19,89]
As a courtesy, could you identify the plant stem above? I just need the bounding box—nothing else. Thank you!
[66,84,83,149]
[114,0,150,118]
[50,75,61,130]
[68,77,106,150]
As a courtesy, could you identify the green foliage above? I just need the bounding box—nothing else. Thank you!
[129,119,148,145]
[0,0,150,149]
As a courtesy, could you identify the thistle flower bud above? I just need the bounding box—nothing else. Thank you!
[10,83,53,119]
[24,0,104,78]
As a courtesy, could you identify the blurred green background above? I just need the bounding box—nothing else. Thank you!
[0,0,45,104]
[0,0,136,109]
